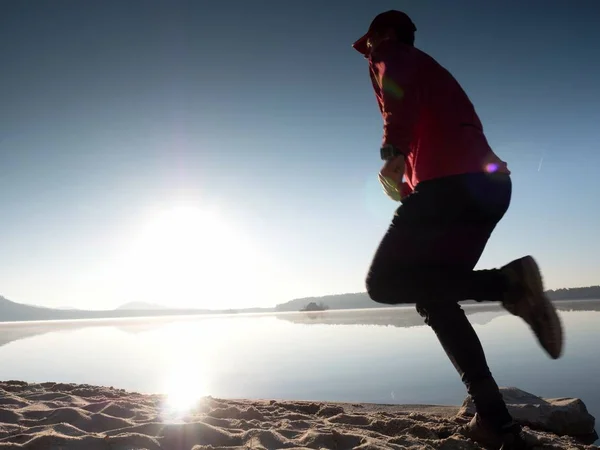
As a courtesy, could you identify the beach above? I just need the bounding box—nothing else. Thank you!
[0,381,596,449]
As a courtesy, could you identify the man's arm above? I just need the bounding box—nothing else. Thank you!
[372,48,420,156]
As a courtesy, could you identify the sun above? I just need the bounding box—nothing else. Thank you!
[119,204,267,308]
[135,205,223,263]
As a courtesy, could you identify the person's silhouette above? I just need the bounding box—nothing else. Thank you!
[353,10,564,450]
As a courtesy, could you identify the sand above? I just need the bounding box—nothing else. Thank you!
[0,381,596,449]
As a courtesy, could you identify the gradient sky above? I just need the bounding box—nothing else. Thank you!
[1,0,599,310]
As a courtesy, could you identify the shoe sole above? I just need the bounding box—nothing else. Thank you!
[520,256,564,359]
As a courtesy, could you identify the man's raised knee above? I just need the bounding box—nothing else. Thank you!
[366,276,404,305]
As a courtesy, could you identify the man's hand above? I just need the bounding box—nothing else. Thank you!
[378,155,405,202]
[380,154,405,179]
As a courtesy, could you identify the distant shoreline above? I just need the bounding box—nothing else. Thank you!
[0,298,598,326]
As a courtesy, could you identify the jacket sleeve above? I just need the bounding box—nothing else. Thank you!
[372,50,420,156]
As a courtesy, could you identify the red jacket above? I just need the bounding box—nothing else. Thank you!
[369,40,510,193]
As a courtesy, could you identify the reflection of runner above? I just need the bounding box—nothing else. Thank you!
[353,10,563,449]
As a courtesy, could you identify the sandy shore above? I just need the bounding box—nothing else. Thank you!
[0,381,596,449]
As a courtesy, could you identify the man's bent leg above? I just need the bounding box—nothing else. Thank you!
[366,219,509,306]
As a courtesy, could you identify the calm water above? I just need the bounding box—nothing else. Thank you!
[0,300,599,423]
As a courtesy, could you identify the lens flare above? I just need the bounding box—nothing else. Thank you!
[485,162,499,173]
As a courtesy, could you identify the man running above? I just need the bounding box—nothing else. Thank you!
[354,10,563,450]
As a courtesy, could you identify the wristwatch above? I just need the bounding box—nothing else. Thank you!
[380,144,402,161]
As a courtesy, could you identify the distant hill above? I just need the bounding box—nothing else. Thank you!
[274,292,476,311]
[546,286,600,300]
[0,294,278,323]
[0,295,227,323]
[0,296,77,322]
[275,292,376,312]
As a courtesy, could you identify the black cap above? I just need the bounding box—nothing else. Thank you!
[353,10,416,55]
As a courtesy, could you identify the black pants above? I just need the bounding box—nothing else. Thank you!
[366,172,513,428]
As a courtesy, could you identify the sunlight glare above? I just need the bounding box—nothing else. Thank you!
[161,367,209,416]
[119,204,271,307]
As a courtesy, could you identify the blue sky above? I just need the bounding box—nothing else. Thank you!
[1,0,599,309]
